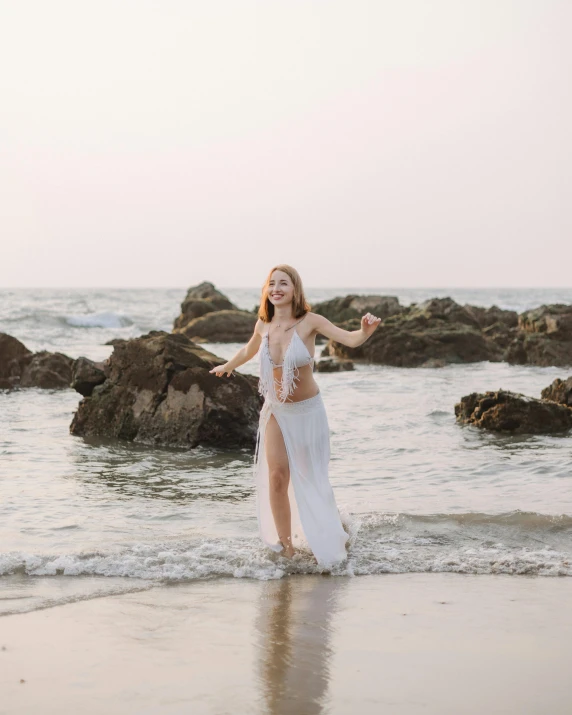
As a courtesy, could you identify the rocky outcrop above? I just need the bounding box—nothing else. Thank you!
[455,390,572,434]
[70,331,262,449]
[0,333,74,389]
[312,295,403,324]
[315,358,355,373]
[323,296,572,368]
[541,376,572,406]
[172,282,256,343]
[326,298,504,367]
[174,281,237,331]
[176,310,257,343]
[71,357,107,397]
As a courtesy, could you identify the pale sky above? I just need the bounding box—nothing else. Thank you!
[1,0,570,288]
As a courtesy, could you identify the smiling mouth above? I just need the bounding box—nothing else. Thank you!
[272,294,284,299]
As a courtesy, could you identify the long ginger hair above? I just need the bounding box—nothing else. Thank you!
[258,264,311,323]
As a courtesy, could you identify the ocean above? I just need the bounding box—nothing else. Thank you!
[1,286,571,617]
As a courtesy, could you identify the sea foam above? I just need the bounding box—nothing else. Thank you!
[1,529,570,583]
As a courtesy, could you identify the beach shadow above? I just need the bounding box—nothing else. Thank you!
[255,575,347,715]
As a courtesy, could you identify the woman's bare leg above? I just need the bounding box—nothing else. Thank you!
[265,414,294,557]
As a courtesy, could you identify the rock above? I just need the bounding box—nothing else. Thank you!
[176,310,257,343]
[315,358,354,372]
[481,321,516,351]
[319,297,528,367]
[328,315,502,368]
[104,338,127,347]
[174,281,237,331]
[541,376,572,406]
[0,333,32,388]
[406,297,481,327]
[419,358,448,368]
[502,304,572,367]
[504,333,572,368]
[70,331,262,449]
[0,332,73,389]
[71,357,107,397]
[304,295,572,368]
[323,298,507,367]
[312,294,403,324]
[20,352,74,389]
[405,298,516,332]
[174,300,218,327]
[455,390,572,434]
[463,304,518,330]
[518,304,572,339]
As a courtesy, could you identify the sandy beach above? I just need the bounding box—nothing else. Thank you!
[2,572,571,715]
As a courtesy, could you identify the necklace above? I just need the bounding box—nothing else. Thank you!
[273,316,304,331]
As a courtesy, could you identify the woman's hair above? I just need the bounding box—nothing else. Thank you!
[258,264,311,323]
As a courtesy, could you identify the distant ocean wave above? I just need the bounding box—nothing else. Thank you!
[1,310,135,330]
[63,312,134,329]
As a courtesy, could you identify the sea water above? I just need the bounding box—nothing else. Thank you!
[1,286,571,615]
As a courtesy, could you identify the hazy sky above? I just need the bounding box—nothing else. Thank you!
[1,1,570,288]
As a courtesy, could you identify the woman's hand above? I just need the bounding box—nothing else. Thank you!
[209,362,234,377]
[361,312,382,339]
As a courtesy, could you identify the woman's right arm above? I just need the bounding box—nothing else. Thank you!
[209,319,264,377]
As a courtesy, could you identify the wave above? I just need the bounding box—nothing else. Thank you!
[0,580,153,617]
[1,511,570,583]
[390,510,572,530]
[63,312,134,329]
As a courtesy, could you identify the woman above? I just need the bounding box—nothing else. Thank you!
[209,265,381,566]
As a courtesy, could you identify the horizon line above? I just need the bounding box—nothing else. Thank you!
[1,285,570,291]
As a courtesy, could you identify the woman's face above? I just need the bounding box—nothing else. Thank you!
[267,270,294,307]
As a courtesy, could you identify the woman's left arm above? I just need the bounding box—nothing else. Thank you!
[309,312,382,348]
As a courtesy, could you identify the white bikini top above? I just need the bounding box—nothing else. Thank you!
[258,322,315,403]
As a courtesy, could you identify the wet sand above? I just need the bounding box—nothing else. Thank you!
[1,573,571,715]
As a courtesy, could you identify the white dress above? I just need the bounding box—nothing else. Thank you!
[253,325,349,566]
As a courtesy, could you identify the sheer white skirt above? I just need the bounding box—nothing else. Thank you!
[253,390,349,567]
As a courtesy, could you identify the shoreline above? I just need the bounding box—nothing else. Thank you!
[2,572,571,714]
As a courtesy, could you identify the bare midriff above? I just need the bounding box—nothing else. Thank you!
[272,363,320,403]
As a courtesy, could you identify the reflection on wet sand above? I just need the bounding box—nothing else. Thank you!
[255,576,347,715]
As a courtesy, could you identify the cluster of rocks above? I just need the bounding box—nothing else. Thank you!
[1,325,261,449]
[0,332,109,393]
[0,333,75,389]
[170,284,572,370]
[321,297,572,369]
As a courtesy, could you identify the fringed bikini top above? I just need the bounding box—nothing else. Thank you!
[258,323,315,403]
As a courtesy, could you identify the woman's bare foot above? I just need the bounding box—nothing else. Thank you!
[279,540,295,559]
